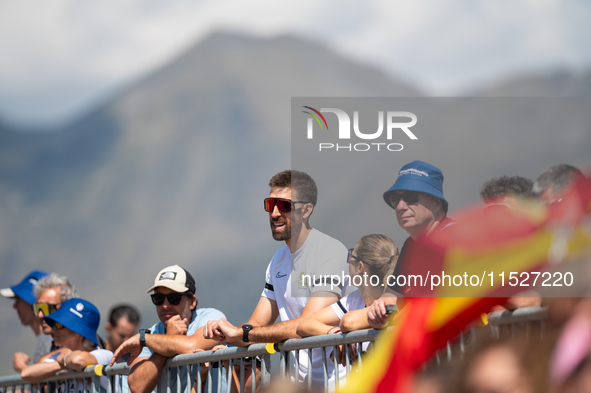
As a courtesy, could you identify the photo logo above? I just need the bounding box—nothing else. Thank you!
[302,106,328,137]
[303,106,418,152]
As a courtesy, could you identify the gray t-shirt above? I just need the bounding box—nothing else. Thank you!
[33,333,53,363]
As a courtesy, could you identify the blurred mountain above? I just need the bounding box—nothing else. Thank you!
[0,32,420,375]
[0,32,589,376]
[472,69,591,97]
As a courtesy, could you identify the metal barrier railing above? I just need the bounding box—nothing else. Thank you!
[0,306,548,393]
[430,305,547,365]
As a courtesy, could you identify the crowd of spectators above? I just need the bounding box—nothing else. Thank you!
[1,163,588,393]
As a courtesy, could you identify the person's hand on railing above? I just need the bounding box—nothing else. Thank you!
[367,297,396,329]
[166,315,188,335]
[203,319,226,341]
[57,349,98,372]
[13,352,30,373]
[204,319,244,346]
[325,328,358,367]
[331,344,358,368]
[109,334,143,366]
[55,349,72,370]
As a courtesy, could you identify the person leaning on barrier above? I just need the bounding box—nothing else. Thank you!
[367,160,456,329]
[533,164,586,337]
[20,298,112,385]
[203,170,349,390]
[110,265,226,393]
[30,273,79,362]
[297,234,399,365]
[480,176,542,311]
[532,164,584,205]
[1,270,49,372]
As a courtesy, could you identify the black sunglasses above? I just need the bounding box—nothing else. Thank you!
[264,197,310,213]
[387,191,420,209]
[151,293,190,306]
[347,248,369,265]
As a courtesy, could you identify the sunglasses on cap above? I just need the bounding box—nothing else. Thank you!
[387,191,420,209]
[151,293,190,306]
[264,198,310,213]
[33,302,58,316]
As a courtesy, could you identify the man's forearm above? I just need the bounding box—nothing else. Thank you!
[144,334,196,357]
[128,355,167,393]
[248,318,302,343]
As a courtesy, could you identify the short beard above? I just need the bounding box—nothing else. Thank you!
[271,221,291,241]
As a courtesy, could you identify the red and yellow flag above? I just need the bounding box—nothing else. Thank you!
[340,175,591,393]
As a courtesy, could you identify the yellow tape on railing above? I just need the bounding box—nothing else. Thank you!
[94,365,104,376]
[266,343,277,354]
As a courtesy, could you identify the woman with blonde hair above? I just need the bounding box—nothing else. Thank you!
[297,234,399,337]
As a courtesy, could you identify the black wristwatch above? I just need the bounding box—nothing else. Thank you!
[139,329,151,347]
[242,325,253,343]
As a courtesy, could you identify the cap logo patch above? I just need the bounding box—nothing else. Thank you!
[76,303,84,311]
[70,308,84,318]
[29,279,38,285]
[159,272,177,281]
[399,168,429,177]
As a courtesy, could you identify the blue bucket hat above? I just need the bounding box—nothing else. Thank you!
[1,270,49,305]
[383,160,448,213]
[44,298,100,345]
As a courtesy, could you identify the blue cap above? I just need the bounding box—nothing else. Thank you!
[44,298,100,345]
[383,160,448,213]
[1,270,49,305]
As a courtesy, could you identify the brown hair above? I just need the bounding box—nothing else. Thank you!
[269,170,318,206]
[480,176,534,203]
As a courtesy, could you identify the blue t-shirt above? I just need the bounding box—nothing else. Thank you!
[135,308,227,393]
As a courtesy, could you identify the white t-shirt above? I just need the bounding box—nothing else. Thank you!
[261,228,348,391]
[42,348,113,393]
[329,290,372,358]
[330,289,367,320]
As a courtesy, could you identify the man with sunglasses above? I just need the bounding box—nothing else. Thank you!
[2,270,48,372]
[367,160,456,328]
[10,272,77,372]
[110,265,225,393]
[204,170,349,390]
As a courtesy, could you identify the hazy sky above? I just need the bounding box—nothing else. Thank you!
[0,0,590,126]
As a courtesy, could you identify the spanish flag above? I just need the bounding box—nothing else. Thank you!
[340,176,591,393]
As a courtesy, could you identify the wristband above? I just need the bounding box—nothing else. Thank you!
[139,329,151,347]
[327,327,341,335]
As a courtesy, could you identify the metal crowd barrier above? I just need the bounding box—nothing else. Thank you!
[431,305,548,365]
[0,306,548,393]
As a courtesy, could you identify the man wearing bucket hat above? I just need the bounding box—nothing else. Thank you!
[367,160,456,328]
[1,270,49,372]
[20,298,112,383]
[110,265,225,393]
